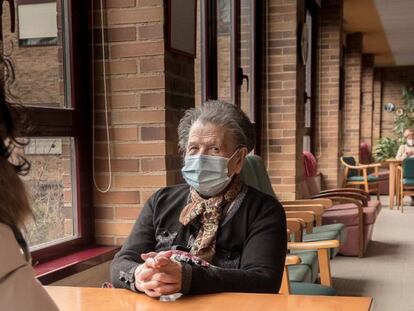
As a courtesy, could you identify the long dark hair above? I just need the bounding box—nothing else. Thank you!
[0,85,31,260]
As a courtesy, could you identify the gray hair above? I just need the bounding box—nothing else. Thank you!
[178,100,255,155]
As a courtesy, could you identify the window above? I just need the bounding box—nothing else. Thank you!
[303,9,313,152]
[3,0,91,264]
[199,0,262,150]
[22,138,77,251]
[303,0,320,153]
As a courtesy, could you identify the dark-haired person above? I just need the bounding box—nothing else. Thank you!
[111,101,287,297]
[0,92,58,310]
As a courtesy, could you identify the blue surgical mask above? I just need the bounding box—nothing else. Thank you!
[182,150,239,197]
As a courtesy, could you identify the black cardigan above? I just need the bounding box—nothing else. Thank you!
[110,183,287,295]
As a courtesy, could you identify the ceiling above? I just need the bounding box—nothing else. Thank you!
[343,0,414,67]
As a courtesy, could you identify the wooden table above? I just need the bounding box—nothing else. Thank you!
[386,159,402,209]
[46,286,373,311]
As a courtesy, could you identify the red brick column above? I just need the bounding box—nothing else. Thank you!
[343,33,362,159]
[372,69,382,144]
[91,0,194,245]
[361,54,374,149]
[314,0,343,189]
[261,0,306,200]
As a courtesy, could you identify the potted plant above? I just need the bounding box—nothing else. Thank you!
[373,137,399,162]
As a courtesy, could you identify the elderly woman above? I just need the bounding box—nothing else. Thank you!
[396,128,414,160]
[110,101,287,297]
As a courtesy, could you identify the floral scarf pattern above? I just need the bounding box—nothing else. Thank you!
[179,176,242,262]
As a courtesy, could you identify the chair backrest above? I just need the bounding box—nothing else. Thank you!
[359,143,371,164]
[341,156,358,177]
[240,154,277,198]
[403,157,414,179]
[303,151,318,177]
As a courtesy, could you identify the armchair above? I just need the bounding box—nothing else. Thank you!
[340,156,380,199]
[282,219,340,296]
[397,157,414,213]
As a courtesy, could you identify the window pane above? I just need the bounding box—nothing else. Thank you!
[20,137,77,250]
[303,135,311,152]
[2,0,71,108]
[239,0,253,120]
[304,10,312,128]
[217,0,232,103]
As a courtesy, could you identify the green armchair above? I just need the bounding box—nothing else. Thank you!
[397,157,414,213]
[340,156,380,199]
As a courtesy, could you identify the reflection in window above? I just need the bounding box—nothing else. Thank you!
[2,0,68,108]
[18,2,58,46]
[217,0,232,103]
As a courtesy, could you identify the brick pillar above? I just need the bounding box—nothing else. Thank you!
[360,54,374,149]
[261,0,305,200]
[314,0,343,189]
[372,69,383,144]
[92,0,194,245]
[343,33,362,159]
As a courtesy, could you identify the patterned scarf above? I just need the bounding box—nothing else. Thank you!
[179,176,242,262]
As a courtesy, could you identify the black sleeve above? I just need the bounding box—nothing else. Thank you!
[189,198,287,294]
[110,192,157,289]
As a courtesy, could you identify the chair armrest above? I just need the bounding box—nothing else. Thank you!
[287,218,306,228]
[285,211,315,233]
[288,240,339,287]
[282,199,332,209]
[285,255,301,266]
[288,240,339,251]
[367,163,382,168]
[283,204,325,226]
[319,188,369,200]
[313,192,368,206]
[342,163,371,170]
[287,219,304,242]
[311,194,364,207]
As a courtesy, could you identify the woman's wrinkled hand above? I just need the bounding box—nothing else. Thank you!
[134,251,182,297]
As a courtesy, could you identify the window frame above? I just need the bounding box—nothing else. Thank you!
[9,0,92,264]
[305,0,320,154]
[201,0,262,152]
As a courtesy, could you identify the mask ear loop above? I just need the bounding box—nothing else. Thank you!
[227,145,246,177]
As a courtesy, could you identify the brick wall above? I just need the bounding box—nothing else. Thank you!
[342,33,362,159]
[380,66,414,139]
[372,68,382,144]
[313,0,343,189]
[91,0,194,245]
[261,0,305,200]
[360,54,374,148]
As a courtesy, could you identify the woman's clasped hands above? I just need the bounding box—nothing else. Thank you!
[134,250,182,298]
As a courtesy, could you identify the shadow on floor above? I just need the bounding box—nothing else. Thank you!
[332,277,374,296]
[363,240,404,258]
